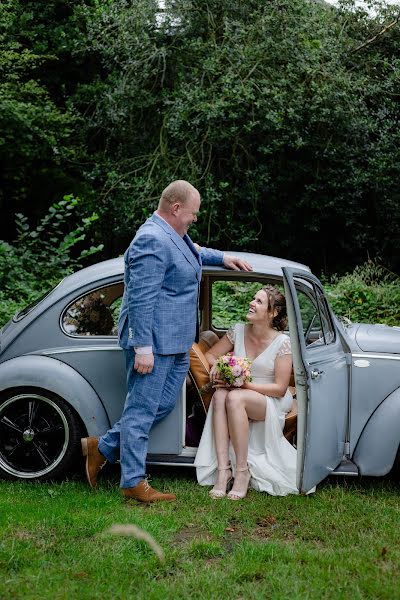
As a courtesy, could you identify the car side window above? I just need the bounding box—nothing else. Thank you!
[62,283,123,336]
[296,283,335,347]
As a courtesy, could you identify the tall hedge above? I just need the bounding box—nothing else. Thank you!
[1,0,399,274]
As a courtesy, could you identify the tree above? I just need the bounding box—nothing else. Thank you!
[74,0,400,272]
[2,0,399,274]
[0,1,94,238]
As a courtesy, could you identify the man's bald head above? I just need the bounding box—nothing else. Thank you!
[158,180,199,211]
[156,180,201,237]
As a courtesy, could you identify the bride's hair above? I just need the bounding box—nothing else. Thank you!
[262,285,288,331]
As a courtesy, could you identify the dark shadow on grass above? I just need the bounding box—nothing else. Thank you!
[93,463,196,492]
[323,471,399,493]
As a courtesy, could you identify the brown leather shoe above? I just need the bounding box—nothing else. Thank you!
[122,480,176,503]
[81,437,107,489]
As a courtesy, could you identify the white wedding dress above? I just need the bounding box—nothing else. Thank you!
[195,323,299,496]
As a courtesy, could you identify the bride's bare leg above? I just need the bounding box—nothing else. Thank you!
[226,389,267,497]
[211,388,232,492]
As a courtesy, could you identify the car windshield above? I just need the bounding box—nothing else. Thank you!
[13,282,62,321]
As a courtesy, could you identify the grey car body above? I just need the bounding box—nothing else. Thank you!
[0,252,399,493]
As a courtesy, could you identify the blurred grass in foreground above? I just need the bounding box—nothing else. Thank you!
[0,468,399,599]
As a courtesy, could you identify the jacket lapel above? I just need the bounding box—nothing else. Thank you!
[183,234,200,259]
[151,213,201,274]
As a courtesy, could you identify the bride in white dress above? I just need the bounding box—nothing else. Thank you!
[195,285,298,499]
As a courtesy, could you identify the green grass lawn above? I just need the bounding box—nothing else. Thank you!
[0,467,399,600]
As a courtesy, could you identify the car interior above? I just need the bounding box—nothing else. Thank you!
[183,275,300,448]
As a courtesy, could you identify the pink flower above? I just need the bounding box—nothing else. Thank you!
[231,365,242,377]
[215,354,252,388]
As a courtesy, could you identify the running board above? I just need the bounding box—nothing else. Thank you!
[146,454,195,466]
[332,458,359,476]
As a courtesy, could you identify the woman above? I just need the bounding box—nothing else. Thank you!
[194,285,298,499]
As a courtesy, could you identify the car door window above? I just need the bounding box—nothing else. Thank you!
[316,287,335,345]
[62,283,123,336]
[296,281,335,347]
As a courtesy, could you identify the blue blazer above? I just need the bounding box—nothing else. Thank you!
[118,213,224,354]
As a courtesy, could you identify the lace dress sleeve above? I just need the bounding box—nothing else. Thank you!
[226,325,236,344]
[276,336,292,357]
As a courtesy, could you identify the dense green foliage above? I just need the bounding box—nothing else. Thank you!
[0,2,84,229]
[211,262,400,330]
[324,260,400,326]
[212,281,263,329]
[0,0,399,273]
[0,197,103,325]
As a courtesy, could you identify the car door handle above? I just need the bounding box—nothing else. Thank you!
[311,369,324,379]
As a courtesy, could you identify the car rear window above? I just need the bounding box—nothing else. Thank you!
[13,283,62,322]
[62,283,123,336]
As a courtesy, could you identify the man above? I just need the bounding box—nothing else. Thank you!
[81,180,252,502]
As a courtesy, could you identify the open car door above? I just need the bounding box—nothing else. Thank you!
[283,268,349,493]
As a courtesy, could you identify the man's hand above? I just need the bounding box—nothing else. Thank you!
[223,254,253,272]
[134,352,154,375]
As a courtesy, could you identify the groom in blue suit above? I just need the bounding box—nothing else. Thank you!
[82,180,252,502]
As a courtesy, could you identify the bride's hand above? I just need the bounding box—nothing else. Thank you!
[212,376,230,388]
[209,364,219,383]
[209,365,230,387]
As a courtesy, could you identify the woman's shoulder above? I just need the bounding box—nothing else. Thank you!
[275,333,292,356]
[231,322,246,333]
[226,322,245,343]
[277,332,290,342]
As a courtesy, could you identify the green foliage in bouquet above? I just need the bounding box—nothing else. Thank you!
[215,354,252,388]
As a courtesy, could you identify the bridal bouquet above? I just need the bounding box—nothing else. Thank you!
[214,352,252,387]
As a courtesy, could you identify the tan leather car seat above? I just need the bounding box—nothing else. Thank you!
[283,397,297,443]
[189,331,219,411]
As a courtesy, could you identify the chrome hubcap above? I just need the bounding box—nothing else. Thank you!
[0,393,69,478]
[22,428,35,442]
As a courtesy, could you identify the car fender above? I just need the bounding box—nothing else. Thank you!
[352,387,400,476]
[0,355,111,436]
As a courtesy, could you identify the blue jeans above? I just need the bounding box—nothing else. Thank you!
[98,350,189,488]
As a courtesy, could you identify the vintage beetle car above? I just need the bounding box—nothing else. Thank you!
[0,252,399,493]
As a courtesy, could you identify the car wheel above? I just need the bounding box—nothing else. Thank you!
[0,388,83,481]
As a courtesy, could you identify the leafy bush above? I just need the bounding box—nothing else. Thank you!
[324,261,400,326]
[0,196,103,326]
[211,262,400,332]
[2,1,400,275]
[73,0,400,274]
[212,281,270,329]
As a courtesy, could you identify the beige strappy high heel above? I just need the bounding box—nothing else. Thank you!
[227,466,251,500]
[209,464,233,499]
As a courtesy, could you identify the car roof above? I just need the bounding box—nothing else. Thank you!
[6,251,311,330]
[54,251,310,299]
[203,251,311,277]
